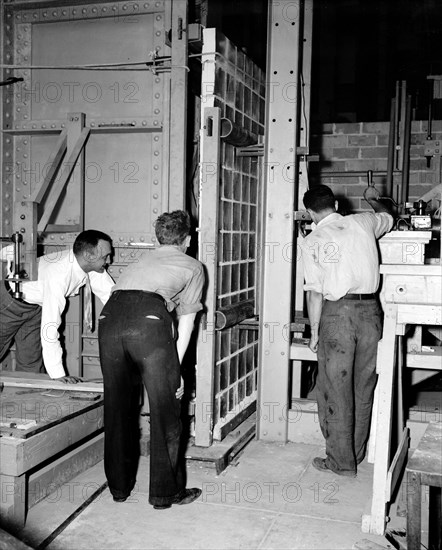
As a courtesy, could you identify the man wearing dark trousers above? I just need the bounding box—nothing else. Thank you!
[300,184,393,477]
[98,210,205,509]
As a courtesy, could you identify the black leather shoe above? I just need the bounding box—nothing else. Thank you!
[113,496,128,502]
[312,457,356,478]
[153,488,202,510]
[176,488,202,505]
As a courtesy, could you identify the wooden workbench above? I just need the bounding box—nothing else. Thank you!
[0,382,104,531]
[362,263,442,535]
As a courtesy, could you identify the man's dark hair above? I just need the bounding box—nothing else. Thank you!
[73,230,112,256]
[155,210,191,245]
[303,185,336,213]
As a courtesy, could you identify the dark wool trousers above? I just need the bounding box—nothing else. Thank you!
[0,282,43,372]
[316,298,382,475]
[98,290,185,507]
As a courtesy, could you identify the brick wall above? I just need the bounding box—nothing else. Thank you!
[310,120,442,213]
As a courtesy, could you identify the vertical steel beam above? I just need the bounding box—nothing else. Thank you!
[168,0,188,210]
[257,0,302,442]
[68,112,86,231]
[195,107,221,447]
[292,0,313,399]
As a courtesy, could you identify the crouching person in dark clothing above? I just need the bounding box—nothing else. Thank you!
[98,210,205,509]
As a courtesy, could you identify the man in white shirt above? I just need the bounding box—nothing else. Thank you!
[300,184,393,477]
[0,230,114,383]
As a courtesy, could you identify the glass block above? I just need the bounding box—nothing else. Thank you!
[249,205,257,231]
[214,66,226,98]
[220,393,228,419]
[231,262,239,292]
[232,232,241,262]
[223,169,233,200]
[240,233,249,261]
[225,104,234,123]
[252,92,260,119]
[222,232,232,262]
[248,262,255,287]
[222,199,232,231]
[233,202,241,231]
[220,359,229,390]
[233,171,241,201]
[236,49,245,71]
[235,82,244,112]
[250,179,258,203]
[234,109,243,127]
[229,354,238,384]
[248,230,256,252]
[228,387,235,411]
[240,261,248,289]
[224,142,234,169]
[221,264,231,294]
[241,205,249,231]
[244,87,252,117]
[238,379,245,401]
[246,374,253,396]
[226,72,235,106]
[241,175,250,203]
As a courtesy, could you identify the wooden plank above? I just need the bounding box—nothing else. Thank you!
[386,427,410,500]
[186,412,256,474]
[27,433,104,508]
[290,342,317,361]
[407,421,442,476]
[397,305,442,326]
[0,473,26,531]
[383,275,442,304]
[37,128,90,232]
[0,392,103,440]
[29,129,67,204]
[0,406,103,476]
[407,470,422,550]
[380,264,440,276]
[406,347,442,370]
[0,372,103,393]
[364,303,398,535]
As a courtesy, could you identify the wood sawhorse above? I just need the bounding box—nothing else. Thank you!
[362,264,442,535]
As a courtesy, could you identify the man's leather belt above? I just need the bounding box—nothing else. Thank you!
[342,293,376,300]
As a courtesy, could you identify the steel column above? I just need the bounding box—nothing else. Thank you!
[196,106,221,447]
[258,0,303,441]
[168,0,188,210]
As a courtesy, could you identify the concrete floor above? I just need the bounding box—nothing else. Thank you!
[15,439,404,550]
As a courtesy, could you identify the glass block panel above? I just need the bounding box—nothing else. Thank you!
[220,359,229,390]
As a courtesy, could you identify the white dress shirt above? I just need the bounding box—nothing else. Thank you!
[301,212,393,301]
[2,246,114,378]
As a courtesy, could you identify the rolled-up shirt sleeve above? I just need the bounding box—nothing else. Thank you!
[89,270,115,304]
[300,239,324,295]
[175,263,205,316]
[359,212,394,239]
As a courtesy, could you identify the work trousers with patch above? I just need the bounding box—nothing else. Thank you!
[98,290,185,506]
[0,281,43,372]
[316,297,382,476]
